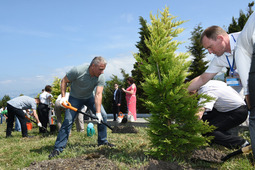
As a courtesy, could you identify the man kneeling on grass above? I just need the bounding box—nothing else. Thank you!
[192,80,249,149]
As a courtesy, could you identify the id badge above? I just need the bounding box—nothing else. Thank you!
[226,76,241,86]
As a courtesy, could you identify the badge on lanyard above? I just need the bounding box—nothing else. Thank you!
[225,55,241,86]
[225,35,241,87]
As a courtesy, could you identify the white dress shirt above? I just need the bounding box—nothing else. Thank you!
[235,12,255,95]
[197,80,245,112]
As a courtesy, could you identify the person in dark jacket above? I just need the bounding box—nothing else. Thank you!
[112,83,121,121]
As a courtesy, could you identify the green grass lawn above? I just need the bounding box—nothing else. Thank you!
[0,120,254,169]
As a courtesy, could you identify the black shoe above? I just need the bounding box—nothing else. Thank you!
[98,142,116,147]
[48,150,60,159]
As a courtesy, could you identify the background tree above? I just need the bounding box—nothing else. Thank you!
[0,95,11,108]
[102,69,129,113]
[131,16,151,113]
[228,1,254,33]
[187,24,208,80]
[51,77,62,104]
[135,7,214,160]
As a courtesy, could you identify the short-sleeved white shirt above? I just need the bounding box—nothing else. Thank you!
[235,12,255,95]
[197,80,245,112]
[39,91,53,105]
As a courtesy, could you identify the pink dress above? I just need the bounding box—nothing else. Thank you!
[125,84,137,121]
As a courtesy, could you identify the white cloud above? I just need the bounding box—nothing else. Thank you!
[120,13,134,23]
[104,55,136,80]
[0,25,53,38]
[0,79,15,85]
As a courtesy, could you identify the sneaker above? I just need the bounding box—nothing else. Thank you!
[48,150,60,159]
[241,140,250,148]
[98,142,116,147]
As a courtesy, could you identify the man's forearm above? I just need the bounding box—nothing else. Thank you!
[95,94,102,113]
[61,76,69,97]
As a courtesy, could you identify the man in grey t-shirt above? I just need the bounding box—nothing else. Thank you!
[49,56,115,159]
[6,96,42,138]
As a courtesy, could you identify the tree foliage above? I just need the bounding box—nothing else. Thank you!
[135,7,214,160]
[131,17,151,113]
[187,24,208,80]
[51,77,62,104]
[228,1,254,33]
[0,95,11,108]
[102,69,129,113]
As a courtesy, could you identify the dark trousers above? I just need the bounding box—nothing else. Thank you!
[202,105,248,148]
[248,44,255,158]
[6,104,28,137]
[112,102,120,121]
[37,103,49,133]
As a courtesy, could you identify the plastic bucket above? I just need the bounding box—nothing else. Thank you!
[26,122,32,130]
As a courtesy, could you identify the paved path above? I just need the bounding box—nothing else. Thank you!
[84,114,150,127]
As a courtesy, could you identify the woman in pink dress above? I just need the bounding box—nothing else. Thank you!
[122,77,137,121]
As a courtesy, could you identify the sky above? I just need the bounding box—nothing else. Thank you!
[0,0,253,99]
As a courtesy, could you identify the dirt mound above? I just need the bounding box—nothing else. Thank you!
[25,155,190,170]
[25,153,119,170]
[191,147,226,163]
[145,159,192,170]
[112,125,138,133]
[25,147,225,169]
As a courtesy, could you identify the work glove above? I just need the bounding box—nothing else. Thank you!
[37,122,42,127]
[96,113,103,124]
[60,97,68,108]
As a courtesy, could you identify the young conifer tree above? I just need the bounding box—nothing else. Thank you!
[134,7,214,160]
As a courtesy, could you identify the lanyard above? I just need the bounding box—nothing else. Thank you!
[225,35,236,76]
[226,54,235,76]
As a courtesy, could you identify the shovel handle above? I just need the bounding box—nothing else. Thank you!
[62,101,113,131]
[62,101,78,112]
[25,115,49,133]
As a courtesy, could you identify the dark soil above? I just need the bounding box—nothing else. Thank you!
[24,126,228,169]
[25,154,191,170]
[25,147,225,170]
[112,125,138,133]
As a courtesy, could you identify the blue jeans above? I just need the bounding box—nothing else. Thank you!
[15,116,21,131]
[0,114,2,124]
[54,95,108,152]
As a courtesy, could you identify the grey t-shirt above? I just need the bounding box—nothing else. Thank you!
[67,64,105,99]
[7,96,37,110]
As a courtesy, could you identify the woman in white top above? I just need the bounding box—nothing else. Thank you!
[38,85,53,133]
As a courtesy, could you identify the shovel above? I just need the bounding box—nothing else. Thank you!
[25,115,50,133]
[62,102,113,131]
[221,145,252,161]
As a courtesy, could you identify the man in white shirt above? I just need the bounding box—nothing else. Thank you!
[38,85,53,133]
[188,26,243,96]
[195,80,248,149]
[235,11,255,159]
